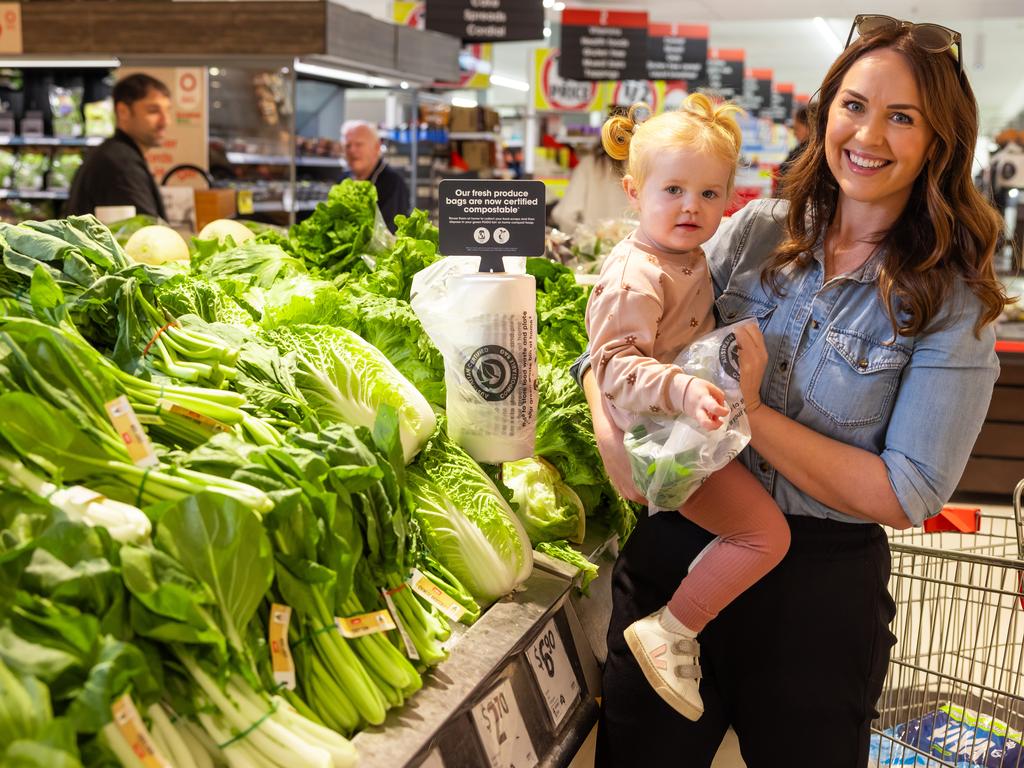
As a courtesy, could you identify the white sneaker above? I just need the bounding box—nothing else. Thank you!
[623,609,703,720]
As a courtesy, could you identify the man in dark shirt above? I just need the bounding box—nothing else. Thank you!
[342,120,410,233]
[67,73,170,219]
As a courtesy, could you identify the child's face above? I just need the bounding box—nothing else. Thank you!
[624,146,732,254]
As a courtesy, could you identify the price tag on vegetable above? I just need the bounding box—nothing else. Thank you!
[105,396,159,468]
[407,567,467,622]
[111,694,173,768]
[335,609,396,639]
[471,678,537,768]
[268,603,296,690]
[526,618,579,727]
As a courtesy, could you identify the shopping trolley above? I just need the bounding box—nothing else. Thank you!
[869,480,1024,766]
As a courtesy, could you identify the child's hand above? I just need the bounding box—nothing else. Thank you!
[682,379,730,430]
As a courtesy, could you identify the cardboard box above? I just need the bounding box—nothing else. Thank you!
[481,107,500,132]
[194,188,237,232]
[459,140,492,171]
[449,106,477,133]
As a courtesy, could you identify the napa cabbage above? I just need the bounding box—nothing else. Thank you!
[409,429,533,603]
[263,324,435,463]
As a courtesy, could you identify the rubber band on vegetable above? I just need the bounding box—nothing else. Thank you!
[143,321,179,357]
[135,466,155,508]
[384,582,409,597]
[291,623,339,649]
[216,700,278,749]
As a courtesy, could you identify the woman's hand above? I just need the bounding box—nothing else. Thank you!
[735,322,768,412]
[582,370,647,505]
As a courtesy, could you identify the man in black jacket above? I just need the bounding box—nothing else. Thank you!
[67,73,170,219]
[342,120,410,233]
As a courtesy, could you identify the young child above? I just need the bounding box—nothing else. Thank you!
[585,94,791,721]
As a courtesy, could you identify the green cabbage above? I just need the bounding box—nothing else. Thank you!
[264,324,436,464]
[502,457,585,545]
[410,429,533,603]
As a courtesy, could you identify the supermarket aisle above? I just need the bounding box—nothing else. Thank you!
[568,725,746,767]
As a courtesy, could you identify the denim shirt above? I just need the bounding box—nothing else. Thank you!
[572,198,1000,526]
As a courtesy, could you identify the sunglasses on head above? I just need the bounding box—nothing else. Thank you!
[844,14,963,80]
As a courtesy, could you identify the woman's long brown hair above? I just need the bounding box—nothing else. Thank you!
[767,27,1010,338]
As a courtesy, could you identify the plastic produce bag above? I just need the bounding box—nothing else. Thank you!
[411,256,538,464]
[49,85,83,138]
[624,321,756,511]
[46,149,83,191]
[13,151,48,191]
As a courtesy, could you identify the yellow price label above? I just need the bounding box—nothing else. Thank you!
[335,610,396,639]
[111,694,173,768]
[237,189,254,215]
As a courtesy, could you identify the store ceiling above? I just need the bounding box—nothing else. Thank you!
[555,3,1024,135]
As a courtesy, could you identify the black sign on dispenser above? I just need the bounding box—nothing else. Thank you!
[439,179,546,265]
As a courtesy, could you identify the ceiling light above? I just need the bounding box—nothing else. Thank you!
[400,81,410,89]
[452,96,478,108]
[814,17,843,55]
[490,74,530,92]
[543,24,552,38]
[543,0,554,7]
[553,1,565,10]
[293,61,396,88]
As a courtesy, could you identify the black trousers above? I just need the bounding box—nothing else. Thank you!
[596,511,896,768]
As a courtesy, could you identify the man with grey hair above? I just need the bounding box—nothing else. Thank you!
[342,120,410,233]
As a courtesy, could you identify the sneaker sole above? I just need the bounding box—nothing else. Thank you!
[623,624,704,722]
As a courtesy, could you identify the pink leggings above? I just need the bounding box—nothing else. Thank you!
[667,460,790,632]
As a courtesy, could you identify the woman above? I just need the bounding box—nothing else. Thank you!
[574,16,1009,765]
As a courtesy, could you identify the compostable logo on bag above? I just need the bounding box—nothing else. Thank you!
[465,344,519,401]
[719,332,741,381]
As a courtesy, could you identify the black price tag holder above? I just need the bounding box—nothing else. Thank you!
[438,179,547,274]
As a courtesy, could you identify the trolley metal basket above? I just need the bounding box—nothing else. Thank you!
[869,481,1024,767]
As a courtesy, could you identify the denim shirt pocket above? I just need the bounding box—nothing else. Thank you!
[714,288,776,332]
[807,328,911,427]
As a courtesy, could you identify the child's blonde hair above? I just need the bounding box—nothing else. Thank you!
[602,93,744,193]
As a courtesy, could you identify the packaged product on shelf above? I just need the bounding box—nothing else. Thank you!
[84,97,115,137]
[13,151,49,191]
[870,703,1023,767]
[48,85,84,138]
[46,149,84,191]
[0,148,15,188]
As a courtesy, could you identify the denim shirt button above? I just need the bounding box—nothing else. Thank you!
[780,360,789,372]
[759,460,770,473]
[811,319,820,329]
[857,358,869,370]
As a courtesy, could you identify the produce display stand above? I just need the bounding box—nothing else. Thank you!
[353,527,618,768]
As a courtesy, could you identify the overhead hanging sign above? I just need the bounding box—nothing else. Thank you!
[646,23,707,83]
[425,0,544,43]
[397,3,493,88]
[768,82,795,125]
[559,8,648,82]
[740,68,773,118]
[533,49,604,112]
[692,48,744,100]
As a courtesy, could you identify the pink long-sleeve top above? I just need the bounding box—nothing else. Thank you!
[585,233,715,432]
